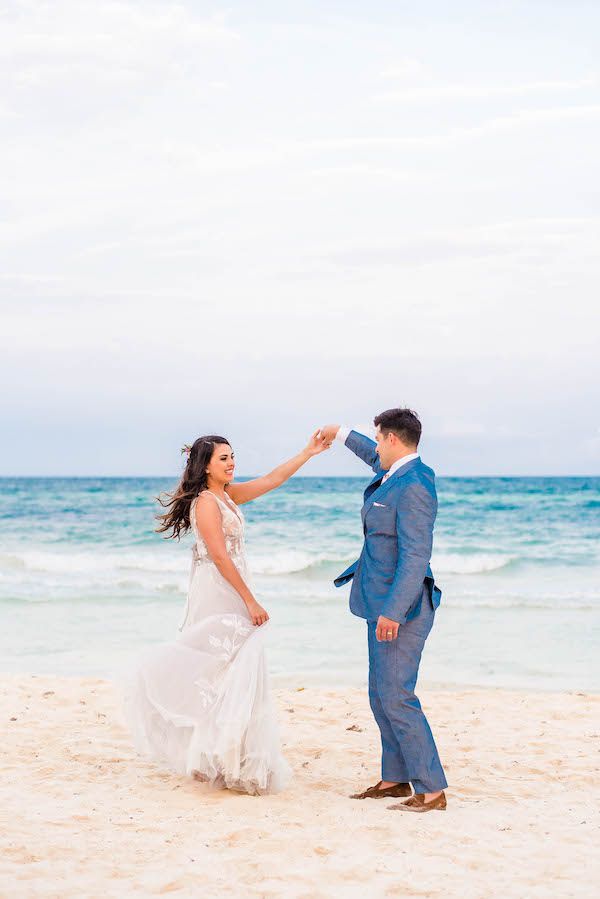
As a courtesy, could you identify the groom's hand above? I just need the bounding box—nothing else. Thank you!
[319,424,340,443]
[376,615,400,641]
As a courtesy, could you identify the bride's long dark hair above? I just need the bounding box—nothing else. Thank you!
[156,435,231,540]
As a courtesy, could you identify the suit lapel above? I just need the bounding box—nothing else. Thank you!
[367,471,384,489]
[370,457,420,500]
[361,458,421,526]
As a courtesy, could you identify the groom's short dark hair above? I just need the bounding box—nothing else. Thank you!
[374,408,421,447]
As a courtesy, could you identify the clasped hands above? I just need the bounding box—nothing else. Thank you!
[305,428,333,456]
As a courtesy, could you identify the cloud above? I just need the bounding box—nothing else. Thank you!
[317,218,600,269]
[374,77,597,104]
[0,1,240,63]
[282,104,600,155]
[0,1,240,126]
[379,58,431,82]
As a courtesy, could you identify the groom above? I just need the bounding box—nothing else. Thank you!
[321,409,448,813]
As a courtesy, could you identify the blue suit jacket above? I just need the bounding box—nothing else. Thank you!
[334,430,442,624]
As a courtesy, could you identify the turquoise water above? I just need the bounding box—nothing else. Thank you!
[1,476,598,690]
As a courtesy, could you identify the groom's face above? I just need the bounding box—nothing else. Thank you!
[375,426,395,469]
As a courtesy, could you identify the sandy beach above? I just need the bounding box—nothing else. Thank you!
[2,675,598,898]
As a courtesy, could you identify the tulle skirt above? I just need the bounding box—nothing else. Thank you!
[123,611,291,795]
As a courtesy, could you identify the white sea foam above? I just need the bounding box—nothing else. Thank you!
[0,549,183,577]
[250,550,517,577]
[248,550,343,575]
[0,547,346,580]
[431,553,514,575]
[0,547,516,581]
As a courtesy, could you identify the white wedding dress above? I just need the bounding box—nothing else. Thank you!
[123,490,290,794]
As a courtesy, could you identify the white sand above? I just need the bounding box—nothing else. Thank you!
[1,675,599,898]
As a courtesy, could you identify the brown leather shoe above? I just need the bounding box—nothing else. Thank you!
[350,780,412,800]
[388,791,447,812]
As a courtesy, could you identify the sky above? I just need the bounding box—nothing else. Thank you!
[1,0,599,477]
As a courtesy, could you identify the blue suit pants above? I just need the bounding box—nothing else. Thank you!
[367,590,448,793]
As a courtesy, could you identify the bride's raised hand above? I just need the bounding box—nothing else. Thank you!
[305,429,332,456]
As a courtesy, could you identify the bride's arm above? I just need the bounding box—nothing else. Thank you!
[226,430,330,505]
[194,495,268,626]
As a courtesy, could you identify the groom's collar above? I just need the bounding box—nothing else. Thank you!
[369,455,420,490]
[383,452,420,480]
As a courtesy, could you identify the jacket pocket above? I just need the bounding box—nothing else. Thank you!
[365,505,396,536]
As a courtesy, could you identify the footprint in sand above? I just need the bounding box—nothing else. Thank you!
[226,828,270,846]
[157,880,186,893]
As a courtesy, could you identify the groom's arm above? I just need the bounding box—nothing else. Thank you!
[321,424,384,474]
[381,484,435,625]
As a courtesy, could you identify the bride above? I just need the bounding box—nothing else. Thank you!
[124,430,330,795]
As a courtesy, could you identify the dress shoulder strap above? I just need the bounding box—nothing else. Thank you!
[197,490,235,520]
[198,489,243,525]
[197,489,225,507]
[191,491,223,532]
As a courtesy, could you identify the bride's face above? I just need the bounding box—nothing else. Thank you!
[206,444,235,485]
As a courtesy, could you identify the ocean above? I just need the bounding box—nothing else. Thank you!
[1,476,598,691]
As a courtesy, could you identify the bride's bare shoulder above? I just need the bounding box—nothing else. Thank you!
[194,491,221,513]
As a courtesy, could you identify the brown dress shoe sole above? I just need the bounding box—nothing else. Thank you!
[350,781,412,800]
[388,791,447,812]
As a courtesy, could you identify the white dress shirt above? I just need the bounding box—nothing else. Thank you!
[381,453,420,481]
[335,426,419,481]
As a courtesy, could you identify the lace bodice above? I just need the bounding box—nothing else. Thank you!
[190,490,245,564]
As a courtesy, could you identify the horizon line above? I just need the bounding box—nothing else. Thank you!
[0,473,598,480]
